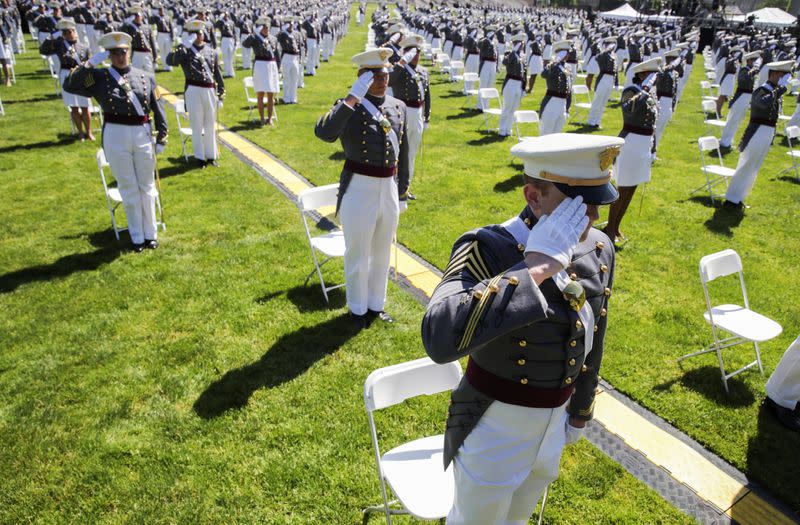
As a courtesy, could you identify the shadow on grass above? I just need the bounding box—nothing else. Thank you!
[440,90,468,99]
[467,132,509,146]
[777,175,800,185]
[569,123,602,133]
[0,228,124,294]
[703,206,745,236]
[744,402,800,514]
[0,135,76,154]
[158,157,202,178]
[193,312,358,419]
[686,195,718,209]
[2,94,61,105]
[654,365,755,407]
[286,284,346,312]
[227,121,261,133]
[445,108,481,121]
[494,172,522,193]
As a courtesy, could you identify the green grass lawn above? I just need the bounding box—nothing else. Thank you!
[156,5,800,512]
[0,17,694,525]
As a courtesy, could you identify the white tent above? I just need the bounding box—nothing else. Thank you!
[746,7,796,27]
[600,3,643,20]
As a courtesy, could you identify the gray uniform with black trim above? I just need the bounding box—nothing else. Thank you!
[422,207,615,468]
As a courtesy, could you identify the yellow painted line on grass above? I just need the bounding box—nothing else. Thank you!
[157,85,793,525]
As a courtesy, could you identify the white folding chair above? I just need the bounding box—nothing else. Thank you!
[571,84,592,122]
[691,136,735,204]
[449,59,464,83]
[363,357,462,523]
[701,100,726,135]
[679,249,782,393]
[96,148,126,240]
[45,57,61,95]
[243,76,258,121]
[0,93,4,116]
[514,110,540,142]
[479,87,502,132]
[296,183,346,302]
[782,125,800,180]
[700,80,718,101]
[174,98,193,162]
[462,71,479,105]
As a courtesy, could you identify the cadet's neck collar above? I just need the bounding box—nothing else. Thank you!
[112,65,131,75]
[365,93,385,105]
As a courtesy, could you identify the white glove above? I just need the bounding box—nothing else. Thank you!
[389,32,402,44]
[525,196,588,269]
[779,73,791,87]
[401,48,417,63]
[565,421,585,445]
[155,143,166,155]
[181,34,193,46]
[399,200,408,213]
[423,120,429,130]
[88,50,109,67]
[217,99,224,109]
[349,70,374,100]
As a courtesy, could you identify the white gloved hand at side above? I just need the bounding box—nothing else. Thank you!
[88,50,109,67]
[423,120,429,130]
[349,70,374,101]
[155,143,166,155]
[565,421,585,445]
[401,48,417,63]
[399,200,408,213]
[525,195,588,269]
[217,99,224,109]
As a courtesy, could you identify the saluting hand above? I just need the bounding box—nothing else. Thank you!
[348,70,374,102]
[525,195,588,270]
[87,50,109,67]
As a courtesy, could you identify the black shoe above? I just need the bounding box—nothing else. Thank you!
[367,309,395,324]
[131,243,145,253]
[206,159,219,167]
[766,397,800,432]
[144,239,159,250]
[195,158,207,169]
[722,199,744,211]
[350,312,368,330]
[407,192,416,201]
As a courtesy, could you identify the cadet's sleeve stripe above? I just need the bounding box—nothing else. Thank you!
[458,274,503,351]
[441,242,492,282]
[471,244,491,281]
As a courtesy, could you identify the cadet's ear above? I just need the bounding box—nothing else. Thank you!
[522,182,544,215]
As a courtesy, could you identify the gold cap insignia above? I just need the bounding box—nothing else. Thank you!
[599,146,621,171]
[113,34,121,42]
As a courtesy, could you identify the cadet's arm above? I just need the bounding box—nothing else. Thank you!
[314,100,355,142]
[63,64,96,98]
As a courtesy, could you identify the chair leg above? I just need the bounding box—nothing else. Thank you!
[753,341,764,374]
[715,345,730,394]
[537,484,550,525]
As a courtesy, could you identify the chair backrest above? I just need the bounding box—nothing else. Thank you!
[450,60,464,70]
[463,72,479,83]
[96,148,112,192]
[700,80,711,90]
[515,110,540,124]
[786,125,800,140]
[698,135,720,152]
[573,84,590,95]
[297,183,339,212]
[175,98,186,115]
[701,99,716,115]
[364,357,462,412]
[479,87,499,100]
[699,249,742,284]
[244,76,254,89]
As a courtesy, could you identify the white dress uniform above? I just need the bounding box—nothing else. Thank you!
[615,63,659,187]
[498,41,525,136]
[766,334,800,411]
[39,30,91,108]
[278,27,300,103]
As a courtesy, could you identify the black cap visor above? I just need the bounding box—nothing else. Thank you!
[553,181,619,205]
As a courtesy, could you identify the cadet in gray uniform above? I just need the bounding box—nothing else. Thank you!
[423,132,619,525]
[65,31,167,253]
[721,51,760,149]
[167,19,225,167]
[315,48,409,329]
[724,60,792,209]
[121,6,156,73]
[539,40,572,135]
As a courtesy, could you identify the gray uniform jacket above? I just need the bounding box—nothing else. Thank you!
[314,94,410,210]
[241,33,278,62]
[121,21,156,59]
[540,60,572,114]
[166,44,225,97]
[277,29,299,55]
[388,63,431,121]
[422,207,615,468]
[39,36,89,71]
[64,64,168,143]
[595,50,617,89]
[478,37,497,72]
[740,82,786,151]
[730,65,757,107]
[502,50,526,92]
[620,83,658,136]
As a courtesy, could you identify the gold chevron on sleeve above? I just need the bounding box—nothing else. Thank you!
[442,241,492,283]
[458,274,503,351]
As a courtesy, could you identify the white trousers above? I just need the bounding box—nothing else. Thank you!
[76,23,91,47]
[221,37,235,77]
[405,106,424,185]
[587,75,613,126]
[654,96,673,147]
[185,85,218,161]
[306,38,318,74]
[452,45,463,62]
[766,334,800,410]
[322,34,333,61]
[102,123,157,244]
[787,103,800,129]
[725,125,774,204]
[465,54,479,74]
[477,61,497,109]
[339,174,399,315]
[443,41,453,58]
[496,44,505,71]
[539,97,567,136]
[677,64,692,101]
[720,94,751,148]
[157,33,172,70]
[446,400,568,525]
[241,45,252,69]
[499,79,523,136]
[132,51,153,73]
[281,54,300,103]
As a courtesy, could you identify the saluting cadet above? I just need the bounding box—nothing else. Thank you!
[320,16,334,62]
[526,32,543,93]
[498,33,526,137]
[654,49,682,150]
[152,6,173,71]
[625,32,643,85]
[214,11,236,78]
[93,8,117,38]
[724,60,792,210]
[314,48,409,329]
[121,5,156,73]
[33,2,58,44]
[241,17,279,126]
[41,18,93,140]
[463,26,479,75]
[721,51,760,150]
[237,14,253,70]
[302,14,319,76]
[64,31,167,253]
[604,57,660,244]
[277,17,300,104]
[539,40,572,135]
[389,34,429,200]
[166,19,225,168]
[422,132,619,525]
[586,36,618,128]
[717,47,742,115]
[476,25,498,110]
